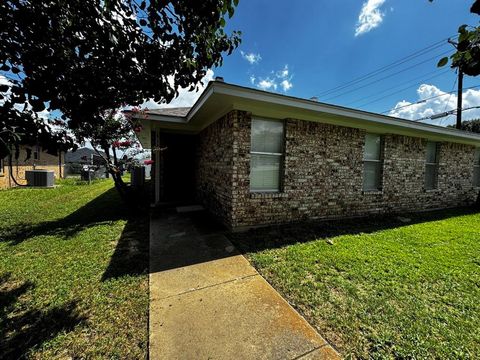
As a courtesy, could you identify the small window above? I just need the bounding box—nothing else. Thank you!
[425,141,439,190]
[0,157,4,175]
[363,133,383,191]
[250,119,284,192]
[474,148,480,187]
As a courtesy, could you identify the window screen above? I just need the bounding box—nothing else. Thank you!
[363,133,383,191]
[425,141,439,190]
[474,148,480,187]
[250,119,284,191]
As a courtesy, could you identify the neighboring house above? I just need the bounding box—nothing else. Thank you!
[130,80,480,230]
[0,146,64,189]
[65,147,106,165]
[65,147,108,178]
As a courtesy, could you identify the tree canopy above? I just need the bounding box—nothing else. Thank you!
[437,0,480,76]
[0,0,241,158]
[448,118,480,133]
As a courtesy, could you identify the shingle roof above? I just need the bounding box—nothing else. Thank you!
[146,107,191,117]
[65,147,106,164]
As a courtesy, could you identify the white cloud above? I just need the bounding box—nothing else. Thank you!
[252,64,293,93]
[0,75,53,121]
[240,51,262,65]
[281,79,293,92]
[140,69,215,109]
[0,75,12,107]
[388,84,480,126]
[277,65,289,78]
[355,0,387,37]
[257,78,277,91]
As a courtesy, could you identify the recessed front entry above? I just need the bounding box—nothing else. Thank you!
[158,132,197,204]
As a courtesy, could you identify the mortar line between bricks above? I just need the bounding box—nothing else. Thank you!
[154,273,259,301]
[291,344,329,360]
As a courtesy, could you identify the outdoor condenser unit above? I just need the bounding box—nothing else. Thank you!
[25,170,55,187]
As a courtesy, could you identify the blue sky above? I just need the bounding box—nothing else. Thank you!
[2,1,479,127]
[193,0,479,125]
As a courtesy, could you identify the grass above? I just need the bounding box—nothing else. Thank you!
[229,208,480,359]
[0,178,149,359]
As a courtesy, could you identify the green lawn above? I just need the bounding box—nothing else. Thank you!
[0,178,149,359]
[230,209,480,359]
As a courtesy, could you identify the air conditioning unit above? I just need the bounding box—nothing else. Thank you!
[25,170,55,187]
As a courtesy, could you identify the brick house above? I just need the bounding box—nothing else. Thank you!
[130,80,480,229]
[0,146,64,189]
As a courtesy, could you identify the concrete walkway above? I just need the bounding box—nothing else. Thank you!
[149,210,340,360]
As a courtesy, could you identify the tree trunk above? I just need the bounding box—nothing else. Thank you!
[93,144,131,204]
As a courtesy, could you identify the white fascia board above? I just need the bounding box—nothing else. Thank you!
[205,82,480,144]
[129,81,480,145]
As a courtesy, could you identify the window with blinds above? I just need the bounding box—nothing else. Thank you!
[363,133,383,191]
[250,119,284,192]
[425,141,439,190]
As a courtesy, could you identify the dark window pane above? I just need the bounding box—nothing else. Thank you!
[425,164,438,189]
[426,142,438,163]
[363,161,382,191]
[474,166,480,187]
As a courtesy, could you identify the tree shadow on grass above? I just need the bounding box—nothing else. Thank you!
[0,188,129,246]
[0,273,86,359]
[101,215,149,281]
[0,185,149,280]
[228,206,480,254]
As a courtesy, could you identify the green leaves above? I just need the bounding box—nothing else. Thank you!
[435,4,480,77]
[437,57,449,68]
[0,0,241,154]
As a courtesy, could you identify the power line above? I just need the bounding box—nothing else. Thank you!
[345,68,443,106]
[349,69,450,108]
[413,105,480,122]
[438,74,458,126]
[381,84,480,114]
[316,36,455,98]
[322,50,452,102]
[443,75,458,114]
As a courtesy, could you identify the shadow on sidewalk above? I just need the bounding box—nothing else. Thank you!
[149,209,233,274]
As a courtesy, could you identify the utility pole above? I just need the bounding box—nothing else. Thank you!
[456,69,464,129]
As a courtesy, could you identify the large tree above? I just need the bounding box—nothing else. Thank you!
[0,0,240,156]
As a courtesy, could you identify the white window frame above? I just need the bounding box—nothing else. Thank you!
[249,118,284,193]
[362,133,384,192]
[425,141,440,190]
[474,148,480,187]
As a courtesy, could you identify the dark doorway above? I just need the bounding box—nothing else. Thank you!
[159,132,197,203]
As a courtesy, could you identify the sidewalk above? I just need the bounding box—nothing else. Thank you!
[149,210,340,360]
